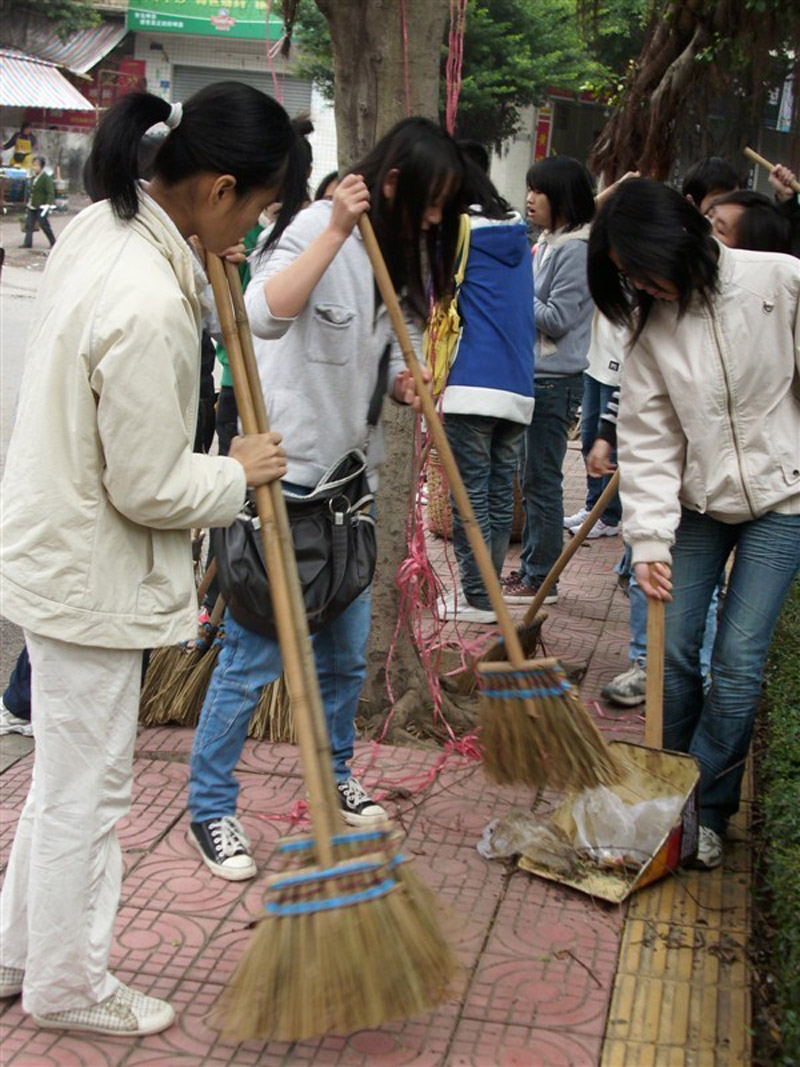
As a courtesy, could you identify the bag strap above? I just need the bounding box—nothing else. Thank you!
[453,213,471,289]
[366,341,392,428]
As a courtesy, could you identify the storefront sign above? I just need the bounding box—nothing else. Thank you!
[127,0,283,40]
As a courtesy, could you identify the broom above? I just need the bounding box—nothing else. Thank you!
[206,254,458,1042]
[644,596,665,748]
[358,215,621,792]
[138,563,221,725]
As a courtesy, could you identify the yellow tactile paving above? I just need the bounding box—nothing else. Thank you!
[601,766,753,1065]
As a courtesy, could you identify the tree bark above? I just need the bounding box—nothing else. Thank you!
[314,0,451,720]
[314,0,449,168]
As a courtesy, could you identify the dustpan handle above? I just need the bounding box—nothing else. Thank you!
[207,254,337,860]
[522,469,621,623]
[357,216,527,667]
[645,597,664,748]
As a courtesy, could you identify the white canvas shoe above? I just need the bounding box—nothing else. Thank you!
[34,982,175,1036]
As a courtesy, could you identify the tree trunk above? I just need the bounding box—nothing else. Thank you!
[314,0,450,721]
[315,0,449,168]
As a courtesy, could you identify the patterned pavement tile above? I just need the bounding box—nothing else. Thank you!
[124,978,295,1065]
[135,724,195,759]
[118,759,189,853]
[0,752,32,869]
[460,871,622,1035]
[111,905,220,983]
[447,1017,601,1066]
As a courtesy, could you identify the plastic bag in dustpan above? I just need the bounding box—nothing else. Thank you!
[517,742,700,903]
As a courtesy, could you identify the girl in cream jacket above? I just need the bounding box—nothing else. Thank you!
[587,178,799,871]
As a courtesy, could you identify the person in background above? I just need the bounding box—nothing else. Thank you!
[681,155,739,214]
[21,157,56,250]
[563,311,624,539]
[0,82,301,1037]
[314,169,339,201]
[439,154,535,624]
[587,178,799,870]
[3,121,37,169]
[502,156,595,606]
[706,189,795,255]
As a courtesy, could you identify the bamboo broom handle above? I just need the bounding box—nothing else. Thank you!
[223,260,340,816]
[644,597,665,748]
[743,147,800,193]
[358,216,527,666]
[195,557,218,605]
[521,469,621,623]
[207,255,336,863]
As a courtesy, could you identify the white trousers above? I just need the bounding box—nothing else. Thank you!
[0,631,142,1014]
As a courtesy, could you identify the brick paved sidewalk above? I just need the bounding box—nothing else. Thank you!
[0,445,750,1066]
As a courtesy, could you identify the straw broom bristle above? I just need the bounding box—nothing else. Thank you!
[247,674,295,742]
[214,828,459,1042]
[170,627,225,728]
[478,658,622,791]
[139,644,199,725]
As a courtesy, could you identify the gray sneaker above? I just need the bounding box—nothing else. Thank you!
[601,664,647,707]
[34,982,175,1035]
[691,825,724,870]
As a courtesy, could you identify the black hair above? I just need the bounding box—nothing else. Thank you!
[83,82,307,247]
[525,156,595,231]
[681,156,739,206]
[313,169,339,200]
[32,155,46,168]
[457,138,490,174]
[708,189,793,254]
[349,116,465,316]
[20,121,32,132]
[462,154,511,220]
[587,178,719,343]
[292,112,314,190]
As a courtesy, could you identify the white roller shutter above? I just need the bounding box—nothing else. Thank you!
[172,64,312,116]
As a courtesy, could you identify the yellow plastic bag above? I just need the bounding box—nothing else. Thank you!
[424,213,471,397]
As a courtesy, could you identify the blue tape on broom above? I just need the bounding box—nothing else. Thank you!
[480,686,569,699]
[266,876,397,916]
[277,828,389,854]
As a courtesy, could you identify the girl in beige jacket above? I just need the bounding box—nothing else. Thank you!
[0,84,304,1037]
[587,178,799,871]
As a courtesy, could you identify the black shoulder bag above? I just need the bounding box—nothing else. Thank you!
[216,344,391,638]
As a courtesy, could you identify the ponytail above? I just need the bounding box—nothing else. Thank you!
[85,82,304,223]
[85,93,169,219]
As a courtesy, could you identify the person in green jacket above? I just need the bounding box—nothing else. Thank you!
[21,157,56,250]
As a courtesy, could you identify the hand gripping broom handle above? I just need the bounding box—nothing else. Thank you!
[521,469,621,623]
[645,597,665,748]
[744,147,800,194]
[207,255,337,864]
[358,216,527,666]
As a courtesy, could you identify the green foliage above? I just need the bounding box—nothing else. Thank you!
[759,580,800,1065]
[291,0,334,101]
[2,0,101,41]
[293,0,650,150]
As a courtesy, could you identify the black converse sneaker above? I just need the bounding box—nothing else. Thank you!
[188,815,256,881]
[336,777,388,826]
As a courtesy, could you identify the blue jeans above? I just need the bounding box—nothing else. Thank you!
[188,588,372,823]
[580,375,621,526]
[520,374,583,586]
[444,414,525,610]
[662,508,800,834]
